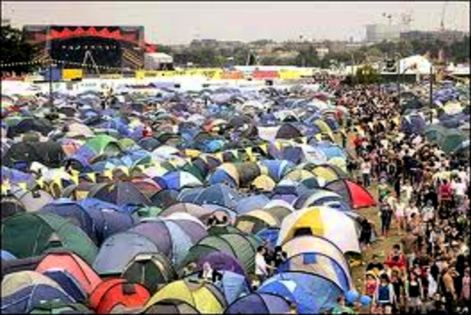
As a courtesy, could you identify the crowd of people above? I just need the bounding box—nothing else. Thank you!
[331,84,470,314]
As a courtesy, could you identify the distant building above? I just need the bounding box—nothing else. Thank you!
[365,24,400,43]
[1,18,11,26]
[315,47,329,59]
[144,52,173,70]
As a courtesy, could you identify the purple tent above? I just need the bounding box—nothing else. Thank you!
[194,251,248,279]
[129,218,207,265]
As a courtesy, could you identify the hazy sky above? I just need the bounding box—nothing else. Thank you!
[2,1,470,44]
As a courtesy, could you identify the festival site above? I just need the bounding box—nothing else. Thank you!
[1,1,470,314]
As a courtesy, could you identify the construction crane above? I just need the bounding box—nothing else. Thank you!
[400,11,414,32]
[382,13,393,26]
[440,2,448,32]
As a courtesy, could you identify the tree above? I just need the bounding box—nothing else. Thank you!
[0,25,38,74]
[356,64,380,84]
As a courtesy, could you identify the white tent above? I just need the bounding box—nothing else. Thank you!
[398,55,434,75]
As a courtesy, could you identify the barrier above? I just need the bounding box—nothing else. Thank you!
[62,69,83,80]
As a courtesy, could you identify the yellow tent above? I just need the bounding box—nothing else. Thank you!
[314,120,335,141]
[145,280,226,314]
[277,206,360,254]
[251,174,276,191]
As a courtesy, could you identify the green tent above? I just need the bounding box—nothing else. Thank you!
[424,125,446,144]
[135,206,164,219]
[29,301,92,314]
[121,253,177,293]
[180,232,261,274]
[84,134,121,156]
[439,129,466,154]
[1,213,98,264]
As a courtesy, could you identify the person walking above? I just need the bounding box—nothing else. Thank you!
[360,158,372,188]
[379,200,393,237]
[405,271,424,314]
[374,274,396,315]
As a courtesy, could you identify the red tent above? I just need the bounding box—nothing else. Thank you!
[89,278,150,314]
[35,251,102,295]
[325,179,376,209]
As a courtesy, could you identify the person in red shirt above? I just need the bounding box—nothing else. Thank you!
[142,125,152,138]
[384,244,407,272]
[439,179,453,210]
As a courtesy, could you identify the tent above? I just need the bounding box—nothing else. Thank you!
[235,206,292,234]
[281,236,351,285]
[83,134,122,156]
[278,252,351,292]
[2,213,98,264]
[178,184,242,210]
[258,160,295,182]
[39,200,99,244]
[224,292,291,314]
[251,174,276,192]
[127,216,208,266]
[155,171,203,191]
[145,280,226,314]
[324,179,376,209]
[258,272,342,314]
[4,141,65,169]
[1,196,26,219]
[401,113,426,135]
[158,202,215,221]
[122,252,177,293]
[89,278,150,314]
[192,251,248,279]
[92,231,159,276]
[41,269,87,302]
[424,124,447,143]
[439,129,466,154]
[277,206,361,254]
[88,181,152,207]
[35,251,102,296]
[302,163,347,183]
[181,232,261,274]
[184,270,250,305]
[294,189,349,211]
[1,281,75,314]
[144,299,199,314]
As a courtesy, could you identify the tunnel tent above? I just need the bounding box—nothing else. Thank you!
[1,213,98,264]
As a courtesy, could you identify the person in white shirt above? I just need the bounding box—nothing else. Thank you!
[360,158,372,187]
[255,246,270,283]
[452,177,467,205]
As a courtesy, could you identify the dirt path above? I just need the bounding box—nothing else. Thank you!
[350,186,402,292]
[345,132,402,292]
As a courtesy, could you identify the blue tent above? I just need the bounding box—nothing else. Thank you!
[1,250,17,261]
[43,269,87,303]
[277,253,351,292]
[224,292,291,314]
[256,227,280,250]
[258,160,295,182]
[314,142,346,160]
[92,231,159,275]
[208,169,238,188]
[1,284,75,314]
[179,184,242,210]
[236,195,270,214]
[214,271,250,304]
[40,199,97,244]
[401,114,426,135]
[258,272,342,314]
